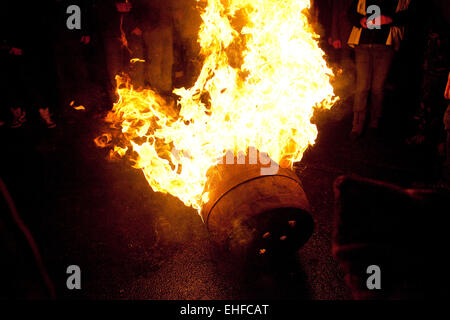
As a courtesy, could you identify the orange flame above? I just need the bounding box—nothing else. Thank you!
[102,0,337,211]
[70,100,86,111]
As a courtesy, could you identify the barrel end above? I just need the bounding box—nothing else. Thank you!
[225,207,314,262]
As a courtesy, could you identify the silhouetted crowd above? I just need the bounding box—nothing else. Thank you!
[315,0,450,177]
[0,0,449,171]
[0,0,201,128]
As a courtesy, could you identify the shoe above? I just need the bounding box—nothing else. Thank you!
[39,108,56,128]
[11,108,26,128]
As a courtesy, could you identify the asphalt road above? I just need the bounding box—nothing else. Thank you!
[0,97,438,300]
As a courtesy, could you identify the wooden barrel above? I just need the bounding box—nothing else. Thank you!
[201,156,313,259]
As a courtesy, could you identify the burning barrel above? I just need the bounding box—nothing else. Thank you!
[201,154,314,259]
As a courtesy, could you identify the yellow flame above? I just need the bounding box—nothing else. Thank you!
[130,58,146,64]
[103,0,337,211]
[114,146,128,157]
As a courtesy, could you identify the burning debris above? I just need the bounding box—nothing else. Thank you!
[70,101,86,111]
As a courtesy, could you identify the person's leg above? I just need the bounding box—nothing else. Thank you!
[369,45,394,129]
[128,33,145,89]
[446,131,450,165]
[352,45,372,136]
[331,47,356,122]
[54,39,86,118]
[53,42,70,107]
[0,52,12,125]
[341,46,356,95]
[9,55,28,128]
[26,51,56,128]
[145,28,164,93]
[0,53,6,125]
[70,39,90,103]
[179,38,201,88]
[444,105,450,179]
[103,36,125,102]
[159,25,174,94]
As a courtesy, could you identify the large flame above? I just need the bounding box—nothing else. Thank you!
[103,0,337,211]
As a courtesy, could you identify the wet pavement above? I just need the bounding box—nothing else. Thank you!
[0,96,440,300]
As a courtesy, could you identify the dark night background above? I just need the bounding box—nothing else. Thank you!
[0,0,449,300]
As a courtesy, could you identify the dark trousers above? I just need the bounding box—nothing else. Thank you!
[3,52,53,113]
[128,33,145,89]
[54,38,90,106]
[3,54,27,110]
[102,35,129,102]
[353,44,394,132]
[143,25,174,94]
[332,46,356,113]
[445,104,450,169]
